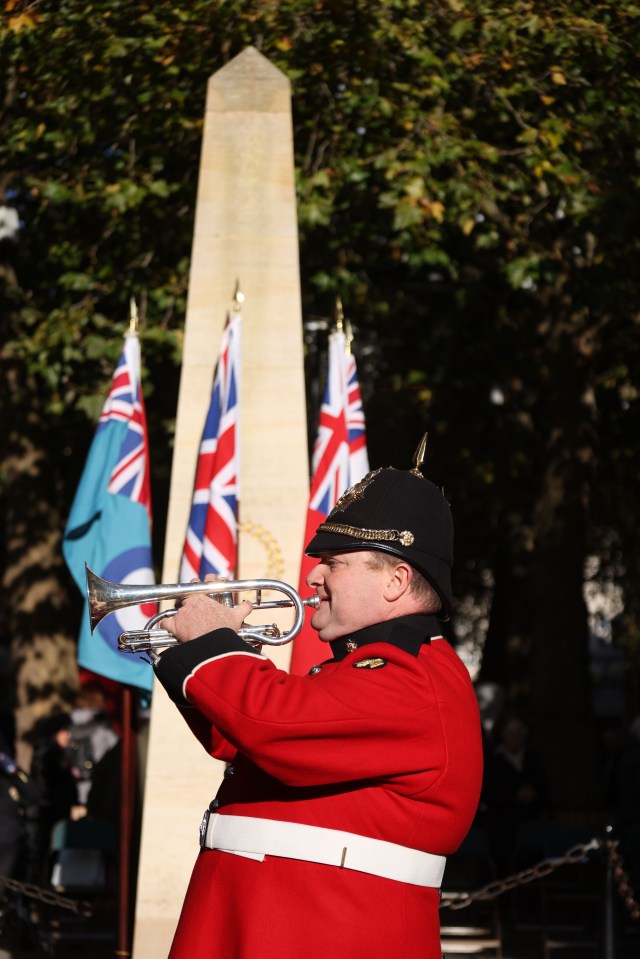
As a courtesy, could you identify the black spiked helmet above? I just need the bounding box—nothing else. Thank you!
[305,435,454,619]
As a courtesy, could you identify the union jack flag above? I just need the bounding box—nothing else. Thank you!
[180,310,241,582]
[307,332,351,517]
[63,330,156,691]
[346,350,369,485]
[290,328,369,675]
[101,341,152,514]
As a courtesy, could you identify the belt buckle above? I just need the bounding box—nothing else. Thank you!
[199,808,211,849]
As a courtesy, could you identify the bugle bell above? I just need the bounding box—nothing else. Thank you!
[85,565,319,663]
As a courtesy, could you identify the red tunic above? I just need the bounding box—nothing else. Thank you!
[154,614,483,958]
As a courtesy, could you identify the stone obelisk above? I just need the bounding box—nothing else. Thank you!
[132,47,309,958]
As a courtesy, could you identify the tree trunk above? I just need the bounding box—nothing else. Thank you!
[3,442,80,768]
[526,335,600,810]
[480,508,532,698]
[1,356,80,770]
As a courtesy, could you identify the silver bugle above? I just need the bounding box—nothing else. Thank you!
[85,565,320,660]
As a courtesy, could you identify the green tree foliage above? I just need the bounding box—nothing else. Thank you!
[1,1,639,802]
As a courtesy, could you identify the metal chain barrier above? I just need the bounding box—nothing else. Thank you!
[0,873,92,917]
[440,838,602,911]
[605,839,640,922]
[2,838,637,924]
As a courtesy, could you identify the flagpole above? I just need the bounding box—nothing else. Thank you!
[117,685,137,958]
[233,277,243,581]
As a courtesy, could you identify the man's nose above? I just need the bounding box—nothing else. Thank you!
[306,561,324,589]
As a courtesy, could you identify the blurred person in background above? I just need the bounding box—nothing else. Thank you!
[29,712,79,881]
[0,717,40,880]
[484,714,550,875]
[69,682,119,808]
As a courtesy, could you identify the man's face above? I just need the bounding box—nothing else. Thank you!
[306,550,391,642]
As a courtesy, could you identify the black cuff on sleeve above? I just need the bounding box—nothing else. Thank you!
[154,629,262,705]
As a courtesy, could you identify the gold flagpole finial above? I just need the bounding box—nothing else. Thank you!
[410,433,428,477]
[233,279,244,312]
[129,297,139,335]
[334,297,354,354]
[344,316,354,356]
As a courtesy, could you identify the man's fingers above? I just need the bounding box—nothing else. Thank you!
[159,614,177,636]
[238,599,254,617]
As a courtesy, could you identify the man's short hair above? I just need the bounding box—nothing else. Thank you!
[365,551,442,614]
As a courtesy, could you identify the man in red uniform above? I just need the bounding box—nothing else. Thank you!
[154,449,483,958]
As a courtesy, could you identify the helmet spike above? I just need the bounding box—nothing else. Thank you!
[410,433,428,477]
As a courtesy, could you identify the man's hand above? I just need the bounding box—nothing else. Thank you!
[160,577,253,644]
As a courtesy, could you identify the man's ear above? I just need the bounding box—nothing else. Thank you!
[383,561,413,602]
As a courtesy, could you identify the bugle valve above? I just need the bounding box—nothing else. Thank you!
[85,565,319,663]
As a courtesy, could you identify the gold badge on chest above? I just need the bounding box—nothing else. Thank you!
[353,657,387,670]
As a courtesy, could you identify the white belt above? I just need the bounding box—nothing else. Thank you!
[200,812,446,887]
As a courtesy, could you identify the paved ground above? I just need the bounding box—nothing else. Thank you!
[2,929,639,959]
[0,946,115,959]
[1,894,638,958]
